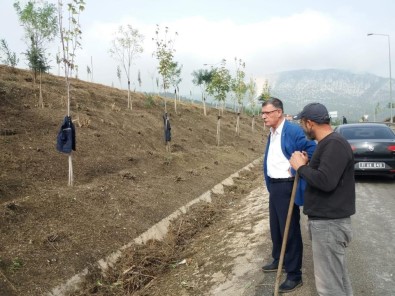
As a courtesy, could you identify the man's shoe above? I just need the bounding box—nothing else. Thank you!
[278,279,303,293]
[261,262,285,273]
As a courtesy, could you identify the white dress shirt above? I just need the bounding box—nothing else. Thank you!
[267,118,292,178]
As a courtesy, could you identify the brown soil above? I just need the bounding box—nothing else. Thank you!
[0,65,267,295]
[72,166,266,296]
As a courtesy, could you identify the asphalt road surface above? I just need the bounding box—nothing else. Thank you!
[255,175,395,296]
[207,174,395,296]
[347,175,395,296]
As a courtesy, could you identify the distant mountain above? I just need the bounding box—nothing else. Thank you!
[260,69,394,122]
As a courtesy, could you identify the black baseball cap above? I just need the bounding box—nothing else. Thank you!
[294,103,330,123]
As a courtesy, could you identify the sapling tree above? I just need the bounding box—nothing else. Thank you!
[0,39,19,68]
[86,65,91,81]
[14,0,57,109]
[169,61,182,113]
[57,0,85,186]
[109,24,144,110]
[137,69,142,91]
[55,49,61,75]
[259,79,272,130]
[74,65,79,79]
[231,57,247,135]
[206,59,231,146]
[259,79,271,101]
[152,24,178,113]
[156,77,159,95]
[14,0,58,81]
[246,77,257,131]
[192,68,214,116]
[116,65,122,88]
[232,58,247,111]
[25,45,49,78]
[207,59,231,113]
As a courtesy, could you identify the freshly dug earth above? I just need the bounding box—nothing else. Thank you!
[0,65,267,295]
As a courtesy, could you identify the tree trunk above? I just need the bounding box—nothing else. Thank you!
[66,77,73,187]
[38,70,44,108]
[216,114,221,146]
[203,95,207,116]
[127,80,132,110]
[164,87,168,113]
[68,154,73,186]
[236,113,240,136]
[174,89,177,114]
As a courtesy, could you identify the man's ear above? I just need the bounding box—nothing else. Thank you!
[306,119,313,127]
[277,110,283,118]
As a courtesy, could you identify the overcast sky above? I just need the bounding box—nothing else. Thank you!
[1,0,395,97]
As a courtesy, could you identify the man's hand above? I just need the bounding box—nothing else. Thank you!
[290,151,309,171]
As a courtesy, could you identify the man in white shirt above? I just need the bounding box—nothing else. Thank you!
[261,98,316,293]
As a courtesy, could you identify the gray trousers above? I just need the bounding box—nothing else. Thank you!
[308,218,353,296]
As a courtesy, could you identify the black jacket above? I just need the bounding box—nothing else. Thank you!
[163,113,171,142]
[56,116,76,153]
[298,132,355,219]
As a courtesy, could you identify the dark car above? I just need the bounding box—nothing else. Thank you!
[334,123,395,176]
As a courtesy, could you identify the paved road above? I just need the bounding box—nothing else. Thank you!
[255,176,395,296]
[208,175,395,296]
[348,176,395,296]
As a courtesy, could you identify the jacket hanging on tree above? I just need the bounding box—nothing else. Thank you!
[163,113,171,142]
[56,116,76,153]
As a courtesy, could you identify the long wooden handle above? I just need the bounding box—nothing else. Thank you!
[274,173,300,296]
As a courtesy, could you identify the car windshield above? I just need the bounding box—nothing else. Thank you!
[340,126,395,140]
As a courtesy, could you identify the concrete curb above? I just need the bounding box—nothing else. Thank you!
[47,157,262,296]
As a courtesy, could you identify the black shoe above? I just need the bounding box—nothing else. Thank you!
[261,262,285,273]
[279,279,303,293]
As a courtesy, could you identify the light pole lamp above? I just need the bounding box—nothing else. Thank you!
[367,33,393,123]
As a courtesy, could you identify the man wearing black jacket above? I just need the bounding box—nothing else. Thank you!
[290,103,355,296]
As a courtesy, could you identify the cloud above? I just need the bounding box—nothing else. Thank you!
[4,3,383,96]
[176,10,337,56]
[83,9,339,62]
[75,9,349,95]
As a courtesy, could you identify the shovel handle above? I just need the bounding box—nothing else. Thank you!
[273,173,300,296]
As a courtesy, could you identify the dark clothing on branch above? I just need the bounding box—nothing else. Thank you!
[56,116,76,153]
[163,113,171,142]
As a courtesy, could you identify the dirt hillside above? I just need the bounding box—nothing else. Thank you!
[0,65,267,295]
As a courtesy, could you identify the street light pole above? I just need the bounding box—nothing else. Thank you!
[367,33,393,123]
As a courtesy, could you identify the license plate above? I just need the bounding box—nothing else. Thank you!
[358,162,385,169]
